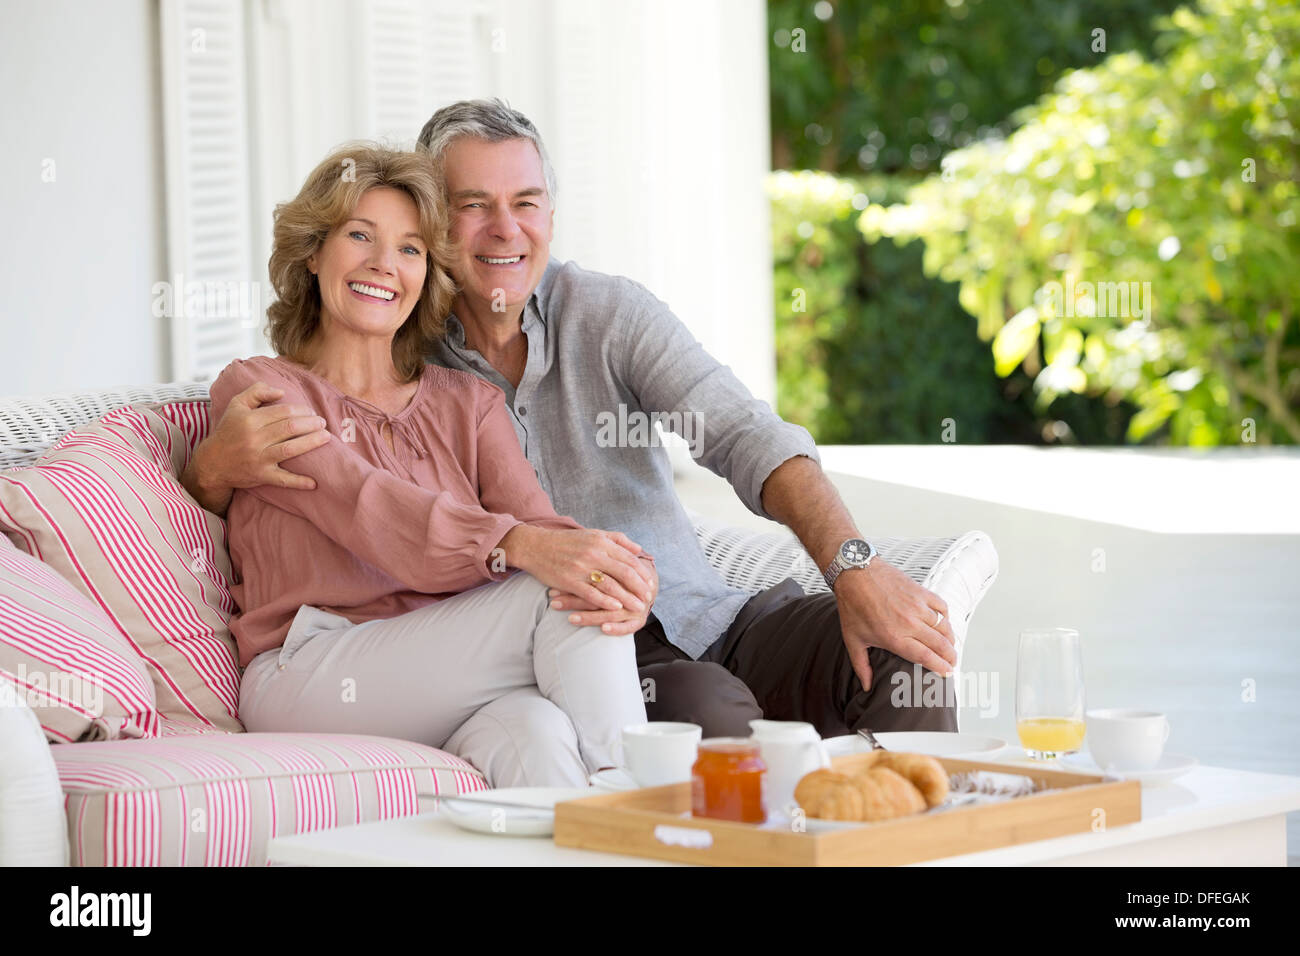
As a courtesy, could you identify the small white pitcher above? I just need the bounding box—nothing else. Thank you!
[748,719,830,816]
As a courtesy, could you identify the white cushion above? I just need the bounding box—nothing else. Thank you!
[0,681,70,865]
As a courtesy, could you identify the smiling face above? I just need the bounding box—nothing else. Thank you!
[307,186,428,345]
[443,136,554,317]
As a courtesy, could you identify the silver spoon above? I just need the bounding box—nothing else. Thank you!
[856,728,887,751]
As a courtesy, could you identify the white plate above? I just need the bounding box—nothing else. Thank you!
[1060,752,1198,785]
[439,787,592,837]
[823,731,1008,760]
[588,767,640,792]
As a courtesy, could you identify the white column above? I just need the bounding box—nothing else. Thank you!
[540,0,775,403]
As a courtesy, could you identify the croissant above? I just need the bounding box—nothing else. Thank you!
[854,751,950,808]
[855,766,926,819]
[794,752,951,822]
[793,770,865,821]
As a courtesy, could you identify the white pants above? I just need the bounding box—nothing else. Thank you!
[238,572,647,787]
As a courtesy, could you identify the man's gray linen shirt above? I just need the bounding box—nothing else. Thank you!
[427,258,820,659]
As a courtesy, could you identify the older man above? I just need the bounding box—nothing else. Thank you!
[182,98,958,739]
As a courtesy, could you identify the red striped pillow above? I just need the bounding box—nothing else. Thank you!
[0,403,242,733]
[0,533,159,742]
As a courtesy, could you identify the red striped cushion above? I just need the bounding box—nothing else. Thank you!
[0,403,242,733]
[53,732,488,865]
[148,400,211,471]
[0,534,158,742]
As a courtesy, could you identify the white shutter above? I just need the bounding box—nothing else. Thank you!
[548,0,605,270]
[159,0,255,381]
[360,0,424,144]
[360,0,496,145]
[424,0,487,110]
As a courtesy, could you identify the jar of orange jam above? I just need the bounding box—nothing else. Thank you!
[690,737,767,823]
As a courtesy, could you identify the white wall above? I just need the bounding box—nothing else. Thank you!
[0,0,168,396]
[539,0,778,406]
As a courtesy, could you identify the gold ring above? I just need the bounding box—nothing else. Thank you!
[588,571,605,585]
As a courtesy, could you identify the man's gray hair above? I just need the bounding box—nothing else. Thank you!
[417,98,557,202]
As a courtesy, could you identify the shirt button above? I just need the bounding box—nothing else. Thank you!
[517,406,527,416]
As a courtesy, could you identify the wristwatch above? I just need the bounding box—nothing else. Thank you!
[822,537,878,590]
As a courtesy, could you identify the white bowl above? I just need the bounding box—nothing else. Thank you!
[823,731,1008,760]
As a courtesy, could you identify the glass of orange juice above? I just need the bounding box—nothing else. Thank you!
[1015,627,1086,760]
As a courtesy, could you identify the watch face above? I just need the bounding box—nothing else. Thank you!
[841,538,872,564]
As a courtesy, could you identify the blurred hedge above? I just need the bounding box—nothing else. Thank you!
[767,0,1180,444]
[767,0,1295,446]
[769,0,1185,177]
[771,171,1139,443]
[860,0,1300,445]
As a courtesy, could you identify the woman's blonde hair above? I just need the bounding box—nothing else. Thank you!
[265,142,456,382]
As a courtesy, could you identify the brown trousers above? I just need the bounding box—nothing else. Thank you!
[635,578,959,738]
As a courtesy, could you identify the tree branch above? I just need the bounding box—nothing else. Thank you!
[1209,347,1296,445]
[1264,303,1290,409]
[1227,366,1300,444]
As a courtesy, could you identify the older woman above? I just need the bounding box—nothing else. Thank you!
[208,143,651,787]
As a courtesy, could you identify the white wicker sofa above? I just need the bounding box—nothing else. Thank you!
[0,381,998,866]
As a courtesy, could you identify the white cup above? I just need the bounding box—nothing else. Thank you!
[622,722,702,786]
[749,719,830,815]
[1086,708,1171,771]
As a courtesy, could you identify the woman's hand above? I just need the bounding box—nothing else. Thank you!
[548,553,659,635]
[496,526,656,619]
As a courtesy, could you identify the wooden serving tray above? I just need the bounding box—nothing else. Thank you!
[553,754,1141,866]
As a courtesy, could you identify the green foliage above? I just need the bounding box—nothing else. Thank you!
[771,171,1014,443]
[859,0,1300,444]
[767,0,1173,445]
[771,173,1143,445]
[768,0,1184,176]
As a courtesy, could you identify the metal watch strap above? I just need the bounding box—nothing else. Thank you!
[823,554,848,591]
[822,538,875,590]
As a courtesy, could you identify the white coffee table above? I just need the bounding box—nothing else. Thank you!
[265,760,1300,867]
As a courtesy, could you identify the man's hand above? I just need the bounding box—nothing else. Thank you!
[758,455,958,692]
[181,381,331,516]
[497,525,656,623]
[834,561,958,693]
[546,553,658,636]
